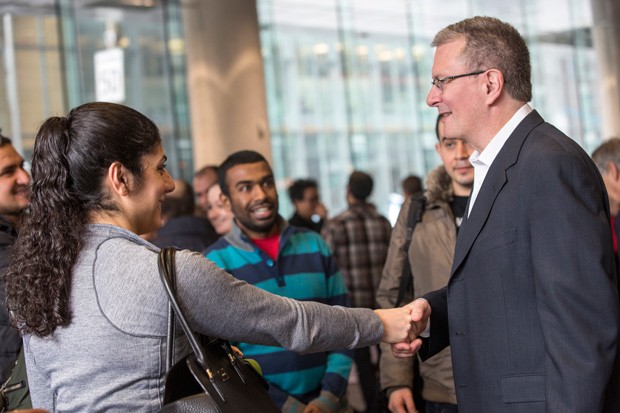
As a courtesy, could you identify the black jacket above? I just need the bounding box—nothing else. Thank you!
[152,215,218,253]
[0,216,21,382]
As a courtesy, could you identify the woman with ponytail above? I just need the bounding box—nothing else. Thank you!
[4,102,418,412]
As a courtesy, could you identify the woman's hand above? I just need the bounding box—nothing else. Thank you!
[374,299,431,357]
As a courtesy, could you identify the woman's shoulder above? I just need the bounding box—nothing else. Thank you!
[86,224,158,251]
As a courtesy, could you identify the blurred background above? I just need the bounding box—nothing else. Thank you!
[0,0,618,221]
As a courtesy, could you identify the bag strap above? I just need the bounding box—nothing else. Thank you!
[165,250,176,371]
[159,247,251,404]
[158,247,209,368]
[395,194,426,307]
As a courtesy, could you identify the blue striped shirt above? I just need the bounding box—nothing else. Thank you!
[205,220,353,407]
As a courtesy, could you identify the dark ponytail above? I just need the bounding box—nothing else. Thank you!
[6,102,161,337]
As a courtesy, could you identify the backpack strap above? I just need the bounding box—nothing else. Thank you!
[395,194,426,307]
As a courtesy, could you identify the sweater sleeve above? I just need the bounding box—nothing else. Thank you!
[176,251,383,353]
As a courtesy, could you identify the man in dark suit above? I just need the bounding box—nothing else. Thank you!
[394,16,620,413]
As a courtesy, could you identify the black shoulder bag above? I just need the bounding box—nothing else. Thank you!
[158,247,280,413]
[394,194,426,307]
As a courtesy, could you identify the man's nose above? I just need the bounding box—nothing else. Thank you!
[427,85,441,107]
[16,167,30,185]
[456,141,470,158]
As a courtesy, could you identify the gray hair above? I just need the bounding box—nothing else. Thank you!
[592,137,620,173]
[432,16,532,102]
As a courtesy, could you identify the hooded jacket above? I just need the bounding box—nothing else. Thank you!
[376,166,458,404]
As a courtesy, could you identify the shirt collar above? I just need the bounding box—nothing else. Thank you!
[470,103,533,167]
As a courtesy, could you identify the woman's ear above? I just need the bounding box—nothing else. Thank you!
[107,161,129,196]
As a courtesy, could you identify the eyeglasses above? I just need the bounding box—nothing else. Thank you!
[431,70,485,92]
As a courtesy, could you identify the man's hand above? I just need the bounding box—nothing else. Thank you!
[315,202,328,220]
[304,402,324,413]
[388,388,419,413]
[374,306,414,344]
[391,299,431,358]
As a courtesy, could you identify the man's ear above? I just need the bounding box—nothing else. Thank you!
[107,161,129,196]
[484,69,504,105]
[607,161,620,182]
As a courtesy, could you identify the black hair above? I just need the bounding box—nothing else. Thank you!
[288,179,318,202]
[6,102,161,337]
[402,175,423,196]
[348,171,374,201]
[217,150,269,197]
[0,129,13,146]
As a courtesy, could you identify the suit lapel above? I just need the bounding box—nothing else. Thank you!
[451,111,545,276]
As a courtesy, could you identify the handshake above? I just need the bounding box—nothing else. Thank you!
[373,298,432,358]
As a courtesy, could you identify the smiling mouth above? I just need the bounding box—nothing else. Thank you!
[251,205,273,219]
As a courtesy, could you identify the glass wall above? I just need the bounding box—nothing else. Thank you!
[0,1,63,160]
[0,0,605,220]
[258,0,603,221]
[0,0,193,180]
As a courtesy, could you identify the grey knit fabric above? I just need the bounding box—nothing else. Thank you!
[24,224,383,412]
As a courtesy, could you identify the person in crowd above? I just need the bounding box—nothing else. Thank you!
[287,178,327,233]
[0,131,32,410]
[592,137,620,282]
[4,102,419,413]
[398,16,620,413]
[205,182,233,236]
[401,175,423,199]
[592,137,620,217]
[206,151,354,413]
[0,131,29,383]
[192,164,218,215]
[321,171,392,413]
[151,179,218,252]
[377,116,473,413]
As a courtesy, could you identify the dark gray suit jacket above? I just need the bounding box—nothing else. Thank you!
[422,111,620,412]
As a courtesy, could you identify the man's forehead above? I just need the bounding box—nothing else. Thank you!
[432,39,467,74]
[0,144,22,164]
[229,161,273,181]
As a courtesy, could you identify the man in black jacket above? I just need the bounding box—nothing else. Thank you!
[287,178,327,233]
[0,131,30,383]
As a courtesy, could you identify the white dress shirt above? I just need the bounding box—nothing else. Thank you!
[468,104,533,217]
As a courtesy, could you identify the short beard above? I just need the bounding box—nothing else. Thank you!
[234,216,278,237]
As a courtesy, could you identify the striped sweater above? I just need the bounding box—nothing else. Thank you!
[205,219,353,412]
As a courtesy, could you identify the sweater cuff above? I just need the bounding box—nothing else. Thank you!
[347,307,383,348]
[385,385,412,399]
[308,390,343,413]
[281,396,306,413]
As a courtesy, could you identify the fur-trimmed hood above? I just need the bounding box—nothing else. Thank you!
[424,165,454,205]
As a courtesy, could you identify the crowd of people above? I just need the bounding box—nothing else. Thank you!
[1,15,620,413]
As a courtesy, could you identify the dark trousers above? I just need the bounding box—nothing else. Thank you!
[426,401,458,413]
[354,347,380,413]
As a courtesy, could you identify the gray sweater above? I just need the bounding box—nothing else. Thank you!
[24,224,383,412]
